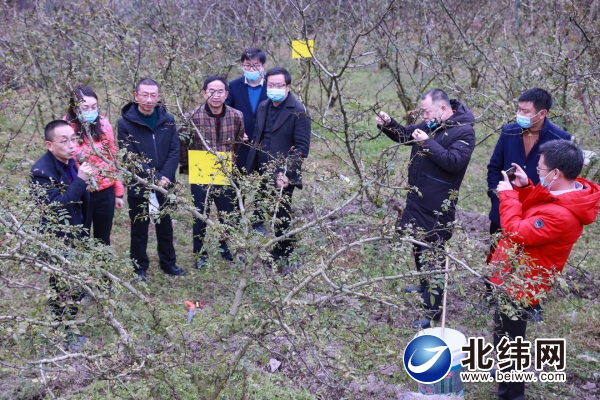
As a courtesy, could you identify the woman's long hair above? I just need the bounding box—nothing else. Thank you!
[67,85,103,141]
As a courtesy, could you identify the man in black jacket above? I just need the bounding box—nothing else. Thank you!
[246,67,311,272]
[30,120,92,347]
[118,78,185,281]
[377,89,475,328]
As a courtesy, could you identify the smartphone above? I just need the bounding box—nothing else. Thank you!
[505,166,516,181]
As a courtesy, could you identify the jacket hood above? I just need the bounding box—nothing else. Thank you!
[524,177,600,226]
[446,99,475,126]
[120,101,171,127]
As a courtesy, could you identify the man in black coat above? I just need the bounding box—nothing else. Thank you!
[246,67,311,272]
[377,89,475,328]
[118,78,185,281]
[30,120,92,345]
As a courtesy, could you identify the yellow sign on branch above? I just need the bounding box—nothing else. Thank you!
[291,40,314,59]
[188,150,231,185]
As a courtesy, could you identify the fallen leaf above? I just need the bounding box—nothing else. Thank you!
[577,354,599,363]
[582,382,596,391]
[269,358,281,372]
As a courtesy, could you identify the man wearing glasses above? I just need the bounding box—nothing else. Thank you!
[246,67,311,273]
[179,76,245,269]
[376,89,475,329]
[118,78,185,281]
[30,120,93,348]
[226,47,269,235]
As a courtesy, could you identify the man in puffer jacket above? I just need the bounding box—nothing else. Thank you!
[490,140,600,400]
[377,89,475,329]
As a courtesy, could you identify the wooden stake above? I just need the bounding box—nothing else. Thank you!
[440,244,450,339]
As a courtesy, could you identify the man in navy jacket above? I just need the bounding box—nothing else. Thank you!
[225,47,268,172]
[118,78,185,281]
[487,88,571,236]
[30,120,92,343]
[31,120,92,237]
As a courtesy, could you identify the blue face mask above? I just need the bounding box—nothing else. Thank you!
[80,110,99,124]
[426,107,442,130]
[516,110,542,129]
[539,169,555,188]
[244,69,262,82]
[267,88,287,102]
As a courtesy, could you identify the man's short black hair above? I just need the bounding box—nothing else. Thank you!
[135,78,160,93]
[422,89,451,108]
[44,120,71,141]
[518,88,552,112]
[540,140,583,180]
[241,47,266,64]
[265,67,291,85]
[202,76,228,91]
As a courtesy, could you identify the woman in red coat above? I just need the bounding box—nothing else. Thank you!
[64,85,124,245]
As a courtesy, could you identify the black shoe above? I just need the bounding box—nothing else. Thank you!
[195,256,208,271]
[474,295,497,312]
[161,265,186,276]
[135,270,147,282]
[405,285,424,294]
[222,251,246,263]
[279,259,302,275]
[64,332,88,351]
[411,311,440,330]
[527,306,543,323]
[253,223,267,236]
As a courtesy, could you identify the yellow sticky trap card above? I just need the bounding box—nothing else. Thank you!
[291,40,314,59]
[188,150,231,185]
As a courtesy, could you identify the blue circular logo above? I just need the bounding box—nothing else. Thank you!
[403,334,452,384]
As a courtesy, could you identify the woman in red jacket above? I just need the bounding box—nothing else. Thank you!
[64,85,124,245]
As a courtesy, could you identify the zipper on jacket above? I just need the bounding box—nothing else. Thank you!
[152,133,158,168]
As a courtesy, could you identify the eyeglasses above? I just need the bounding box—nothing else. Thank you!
[206,89,226,97]
[136,92,159,99]
[267,84,287,89]
[242,63,262,71]
[536,166,552,173]
[52,138,78,146]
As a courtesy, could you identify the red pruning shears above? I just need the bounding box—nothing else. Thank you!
[185,301,203,323]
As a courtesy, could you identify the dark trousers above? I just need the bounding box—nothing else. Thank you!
[494,306,528,400]
[255,184,295,260]
[49,275,84,323]
[191,184,236,256]
[128,193,177,272]
[84,186,115,245]
[413,242,446,314]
